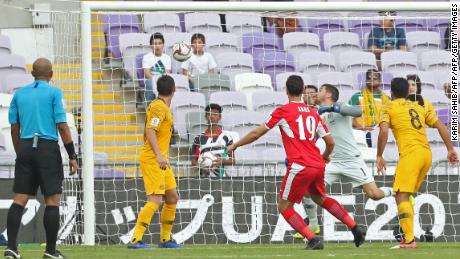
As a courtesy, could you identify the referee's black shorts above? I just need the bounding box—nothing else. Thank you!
[14,138,64,196]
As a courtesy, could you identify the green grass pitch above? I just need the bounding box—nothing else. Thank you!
[14,242,460,259]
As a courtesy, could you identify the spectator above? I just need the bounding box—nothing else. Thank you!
[142,33,172,105]
[304,85,319,107]
[191,104,235,177]
[445,22,451,50]
[444,82,452,100]
[368,11,407,70]
[182,33,217,91]
[406,74,434,110]
[349,69,390,147]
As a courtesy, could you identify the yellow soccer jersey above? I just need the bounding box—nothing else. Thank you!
[381,98,439,156]
[139,99,173,162]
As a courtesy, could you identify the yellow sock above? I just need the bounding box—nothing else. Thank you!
[398,201,414,243]
[130,202,159,243]
[160,203,177,243]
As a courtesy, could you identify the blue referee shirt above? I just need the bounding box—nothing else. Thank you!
[8,80,67,141]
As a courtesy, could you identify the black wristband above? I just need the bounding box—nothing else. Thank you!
[64,142,76,158]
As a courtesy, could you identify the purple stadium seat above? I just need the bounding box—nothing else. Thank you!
[435,71,450,90]
[339,51,377,73]
[171,92,206,141]
[241,32,280,56]
[406,31,441,55]
[394,18,427,33]
[437,108,450,126]
[205,32,239,58]
[381,50,418,73]
[1,74,34,94]
[391,70,437,89]
[348,16,380,42]
[253,50,295,84]
[420,50,450,72]
[226,14,263,35]
[103,14,140,59]
[119,33,151,79]
[275,72,315,92]
[423,89,450,109]
[307,18,345,50]
[143,13,181,33]
[317,72,354,90]
[427,18,449,49]
[297,51,336,74]
[357,71,393,90]
[209,91,248,111]
[135,53,146,87]
[252,91,288,113]
[184,13,222,33]
[283,32,320,58]
[0,35,11,55]
[0,54,26,80]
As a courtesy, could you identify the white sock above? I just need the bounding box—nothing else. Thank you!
[379,187,395,197]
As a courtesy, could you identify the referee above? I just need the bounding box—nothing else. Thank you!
[4,58,78,259]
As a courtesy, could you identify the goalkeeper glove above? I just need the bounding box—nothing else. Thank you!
[318,104,340,115]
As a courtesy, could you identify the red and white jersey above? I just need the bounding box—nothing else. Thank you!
[265,101,329,169]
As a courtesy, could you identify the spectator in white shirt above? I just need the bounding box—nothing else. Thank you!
[181,33,217,91]
[143,33,171,104]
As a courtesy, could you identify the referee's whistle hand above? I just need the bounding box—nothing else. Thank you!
[69,159,78,175]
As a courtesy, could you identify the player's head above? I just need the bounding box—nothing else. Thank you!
[191,33,206,53]
[406,74,425,107]
[32,57,53,81]
[318,84,339,103]
[205,103,222,126]
[156,75,176,97]
[274,18,299,37]
[406,74,421,95]
[379,11,396,28]
[150,32,165,55]
[303,85,318,106]
[285,75,304,97]
[365,69,381,89]
[390,77,409,99]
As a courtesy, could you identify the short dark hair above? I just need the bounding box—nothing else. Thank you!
[150,32,165,45]
[391,77,409,99]
[366,69,381,80]
[156,75,175,96]
[305,85,318,92]
[321,84,339,102]
[286,75,304,96]
[191,33,206,43]
[205,103,222,114]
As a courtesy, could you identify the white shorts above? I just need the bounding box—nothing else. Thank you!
[325,158,374,188]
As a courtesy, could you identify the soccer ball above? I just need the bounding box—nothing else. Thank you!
[198,152,217,167]
[172,41,192,62]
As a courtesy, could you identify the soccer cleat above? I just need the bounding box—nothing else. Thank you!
[43,250,66,258]
[159,239,184,249]
[4,249,21,259]
[351,225,366,247]
[294,226,321,239]
[305,237,324,250]
[293,232,304,239]
[391,239,417,249]
[127,241,151,249]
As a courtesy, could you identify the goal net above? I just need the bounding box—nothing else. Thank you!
[0,1,456,246]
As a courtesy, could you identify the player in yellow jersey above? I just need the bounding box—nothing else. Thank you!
[376,78,458,249]
[128,75,183,249]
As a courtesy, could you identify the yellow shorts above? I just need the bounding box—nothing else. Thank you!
[393,148,432,193]
[140,161,176,195]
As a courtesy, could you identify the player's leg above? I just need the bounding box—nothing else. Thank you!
[278,163,321,249]
[158,168,183,248]
[129,163,164,248]
[361,181,394,200]
[6,141,38,259]
[310,167,365,247]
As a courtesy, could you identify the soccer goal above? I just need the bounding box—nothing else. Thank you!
[69,1,457,246]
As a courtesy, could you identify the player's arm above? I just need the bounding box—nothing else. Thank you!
[227,124,269,153]
[10,124,19,154]
[376,122,389,175]
[146,128,169,170]
[432,120,458,165]
[321,134,334,163]
[8,94,20,154]
[318,103,362,117]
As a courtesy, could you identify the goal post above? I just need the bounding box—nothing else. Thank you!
[80,1,451,246]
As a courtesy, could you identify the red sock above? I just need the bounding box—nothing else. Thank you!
[322,197,356,229]
[281,207,315,240]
